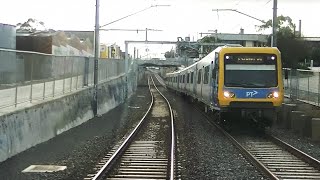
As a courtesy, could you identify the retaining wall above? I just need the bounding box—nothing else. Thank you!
[0,74,137,163]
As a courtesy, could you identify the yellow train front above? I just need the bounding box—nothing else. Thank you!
[165,46,284,129]
[216,47,284,127]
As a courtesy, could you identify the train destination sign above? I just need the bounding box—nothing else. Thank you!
[225,54,276,64]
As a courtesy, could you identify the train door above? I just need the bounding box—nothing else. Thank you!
[191,71,195,95]
[186,72,190,93]
[209,61,214,103]
[183,74,186,92]
[199,68,204,99]
[193,66,197,95]
[196,68,202,98]
[202,65,210,102]
[212,52,219,106]
[177,76,179,89]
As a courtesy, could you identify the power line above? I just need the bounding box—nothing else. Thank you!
[265,0,272,5]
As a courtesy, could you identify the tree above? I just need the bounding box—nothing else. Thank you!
[164,49,175,58]
[16,18,47,32]
[198,36,218,55]
[258,15,309,68]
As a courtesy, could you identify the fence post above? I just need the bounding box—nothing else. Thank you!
[297,70,300,100]
[43,81,46,100]
[53,78,55,97]
[70,58,74,92]
[63,57,66,94]
[76,60,78,90]
[30,58,34,103]
[84,57,89,87]
[289,69,292,99]
[308,74,310,102]
[14,86,18,107]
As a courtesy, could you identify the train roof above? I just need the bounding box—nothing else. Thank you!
[220,46,280,54]
[165,46,280,76]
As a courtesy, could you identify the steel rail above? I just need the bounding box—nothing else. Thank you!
[91,78,154,180]
[194,108,279,180]
[194,105,320,179]
[151,76,176,180]
[269,135,320,171]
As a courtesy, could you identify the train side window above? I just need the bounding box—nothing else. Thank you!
[197,69,202,84]
[191,72,194,83]
[187,73,190,83]
[204,66,209,84]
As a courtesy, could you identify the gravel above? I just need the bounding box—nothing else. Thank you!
[4,71,319,180]
[0,75,152,180]
[160,87,266,180]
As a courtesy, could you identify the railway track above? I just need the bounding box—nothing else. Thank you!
[85,76,176,180]
[197,108,320,180]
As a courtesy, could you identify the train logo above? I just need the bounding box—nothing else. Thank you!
[246,90,258,97]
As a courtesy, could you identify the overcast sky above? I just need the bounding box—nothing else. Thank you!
[1,0,319,57]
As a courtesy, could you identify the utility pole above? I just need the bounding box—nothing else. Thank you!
[299,20,302,37]
[272,0,278,47]
[93,0,100,116]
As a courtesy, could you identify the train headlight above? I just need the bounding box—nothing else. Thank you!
[224,91,235,98]
[267,92,279,98]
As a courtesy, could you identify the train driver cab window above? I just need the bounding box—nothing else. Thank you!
[204,66,209,84]
[191,72,194,83]
[197,69,202,84]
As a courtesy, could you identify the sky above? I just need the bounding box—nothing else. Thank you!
[1,0,319,58]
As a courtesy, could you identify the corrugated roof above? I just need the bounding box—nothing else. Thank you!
[211,33,268,42]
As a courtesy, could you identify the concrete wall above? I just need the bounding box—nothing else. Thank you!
[0,73,137,163]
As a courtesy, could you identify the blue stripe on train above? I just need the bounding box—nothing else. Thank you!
[224,87,278,99]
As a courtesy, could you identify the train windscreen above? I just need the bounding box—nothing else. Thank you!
[224,54,277,88]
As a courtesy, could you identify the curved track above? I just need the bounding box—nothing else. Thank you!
[196,107,320,180]
[85,76,176,180]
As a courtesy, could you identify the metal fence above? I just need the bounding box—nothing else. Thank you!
[0,49,127,109]
[283,68,320,106]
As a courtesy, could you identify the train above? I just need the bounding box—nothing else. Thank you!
[164,45,284,129]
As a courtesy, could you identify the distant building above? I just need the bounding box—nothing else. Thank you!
[303,37,320,48]
[0,23,18,83]
[16,30,94,56]
[0,23,16,49]
[215,29,268,47]
[202,29,269,47]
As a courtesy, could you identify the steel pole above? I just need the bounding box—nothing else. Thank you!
[272,0,278,47]
[94,0,100,116]
[125,42,129,98]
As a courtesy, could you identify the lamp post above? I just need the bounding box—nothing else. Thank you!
[93,1,170,116]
